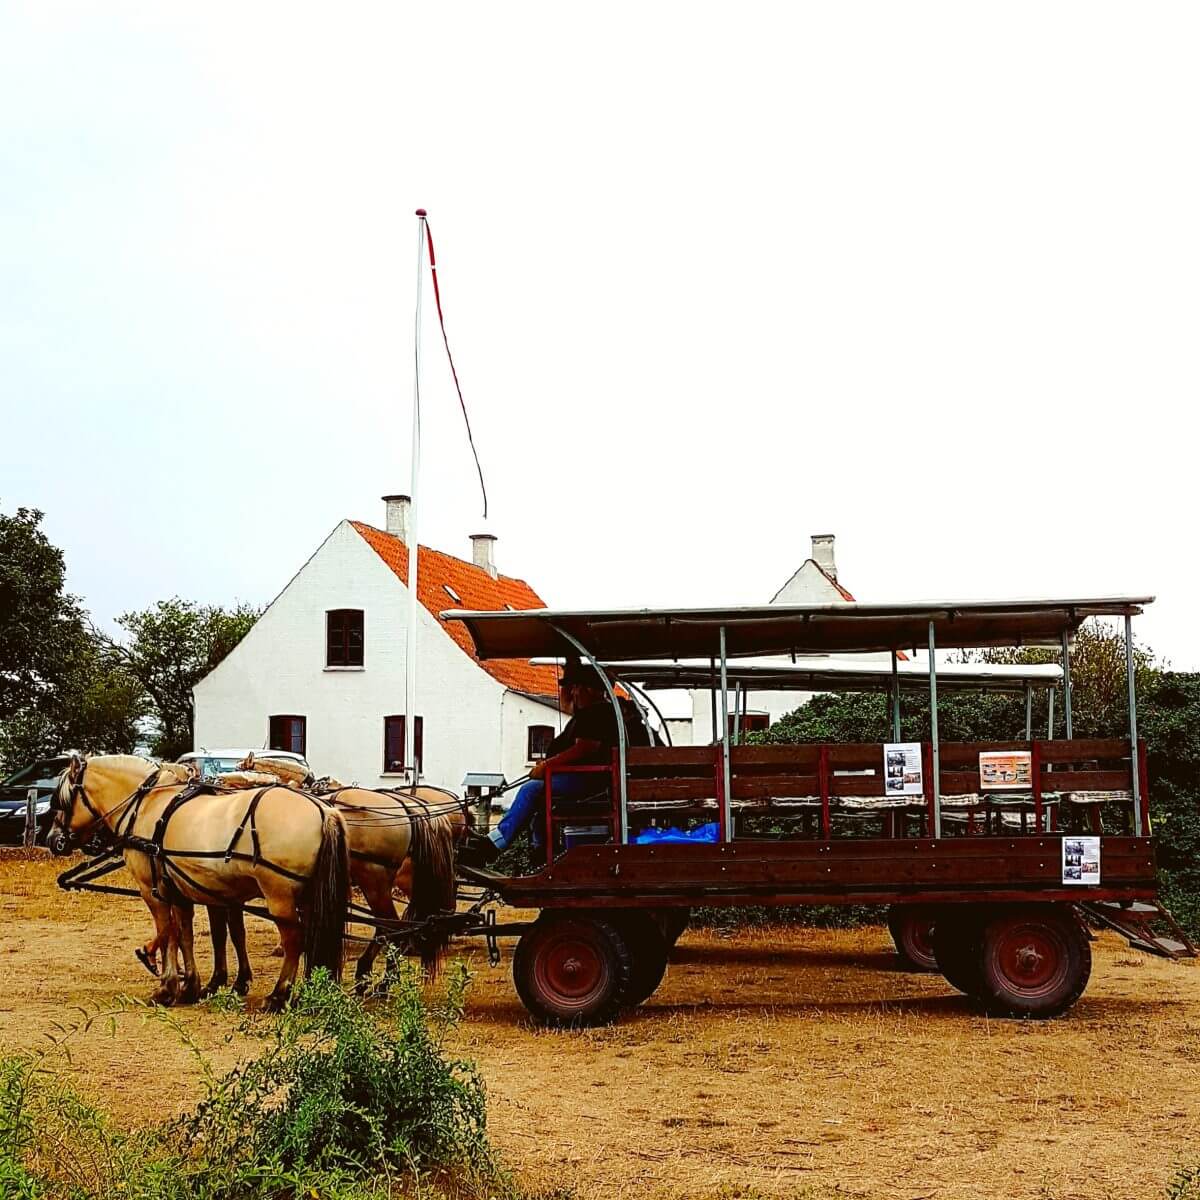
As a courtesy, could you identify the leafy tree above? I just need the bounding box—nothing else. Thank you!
[104,599,261,761]
[0,507,146,772]
[0,507,84,724]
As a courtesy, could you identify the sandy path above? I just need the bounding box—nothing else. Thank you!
[2,851,1197,1199]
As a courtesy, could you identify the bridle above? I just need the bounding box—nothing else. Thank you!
[50,755,164,855]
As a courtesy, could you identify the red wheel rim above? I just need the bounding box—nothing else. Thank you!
[991,922,1068,997]
[907,916,935,963]
[533,928,609,1012]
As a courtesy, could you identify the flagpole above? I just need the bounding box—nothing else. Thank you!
[405,209,427,784]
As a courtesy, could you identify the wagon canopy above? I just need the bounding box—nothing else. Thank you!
[584,657,1063,694]
[441,597,1152,662]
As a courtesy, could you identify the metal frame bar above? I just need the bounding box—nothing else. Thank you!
[625,680,673,747]
[1024,682,1032,740]
[1126,613,1143,836]
[890,649,901,740]
[719,625,733,842]
[550,623,629,844]
[1047,688,1055,739]
[928,621,941,838]
[1061,630,1073,740]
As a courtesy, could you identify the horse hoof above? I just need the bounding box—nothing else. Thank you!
[262,992,288,1014]
[233,975,252,997]
[149,987,176,1007]
[199,976,227,1000]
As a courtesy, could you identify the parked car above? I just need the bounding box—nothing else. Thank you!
[177,748,311,779]
[0,756,70,844]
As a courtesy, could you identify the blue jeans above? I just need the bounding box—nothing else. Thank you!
[492,773,604,849]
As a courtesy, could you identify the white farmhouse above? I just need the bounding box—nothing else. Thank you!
[193,496,563,791]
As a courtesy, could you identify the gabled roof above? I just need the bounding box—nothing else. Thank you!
[351,522,560,701]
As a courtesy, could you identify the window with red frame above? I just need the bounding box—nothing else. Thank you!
[269,715,307,756]
[384,715,423,774]
[727,712,770,737]
[527,724,554,761]
[326,609,364,667]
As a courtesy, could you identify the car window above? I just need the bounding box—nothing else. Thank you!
[3,761,64,787]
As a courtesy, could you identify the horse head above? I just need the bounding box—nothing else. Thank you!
[48,754,164,856]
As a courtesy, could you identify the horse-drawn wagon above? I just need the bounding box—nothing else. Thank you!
[445,595,1191,1026]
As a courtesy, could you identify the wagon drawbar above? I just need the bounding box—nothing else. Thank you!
[446,594,1194,1026]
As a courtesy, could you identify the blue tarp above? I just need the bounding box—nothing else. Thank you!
[634,822,719,845]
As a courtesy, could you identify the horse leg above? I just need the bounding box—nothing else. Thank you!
[354,865,398,992]
[201,908,230,998]
[175,902,201,1004]
[263,919,303,1013]
[227,906,253,996]
[146,900,182,1006]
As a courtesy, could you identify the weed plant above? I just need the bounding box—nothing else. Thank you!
[0,960,517,1200]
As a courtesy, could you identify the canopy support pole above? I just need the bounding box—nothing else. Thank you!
[1062,630,1073,740]
[719,625,733,843]
[1047,688,1055,740]
[709,659,718,745]
[928,621,941,839]
[1024,682,1032,741]
[1126,613,1143,836]
[890,649,901,740]
[731,682,742,747]
[550,623,628,844]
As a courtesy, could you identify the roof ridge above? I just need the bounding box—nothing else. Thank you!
[348,521,535,588]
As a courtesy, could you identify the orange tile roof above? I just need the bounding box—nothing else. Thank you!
[351,522,561,701]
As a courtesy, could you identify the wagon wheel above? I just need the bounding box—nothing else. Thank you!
[931,906,988,997]
[977,905,1091,1019]
[887,904,938,972]
[612,911,671,1008]
[650,907,691,950]
[513,913,632,1028]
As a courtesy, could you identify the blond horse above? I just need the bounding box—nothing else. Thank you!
[51,754,350,1011]
[202,786,464,995]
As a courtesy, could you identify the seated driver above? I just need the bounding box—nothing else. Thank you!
[461,658,648,865]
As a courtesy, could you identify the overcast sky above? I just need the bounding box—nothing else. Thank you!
[2,3,1197,665]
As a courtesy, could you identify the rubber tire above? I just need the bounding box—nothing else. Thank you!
[887,904,939,972]
[977,905,1091,1019]
[513,913,632,1028]
[613,912,670,1007]
[651,907,691,948]
[932,906,988,996]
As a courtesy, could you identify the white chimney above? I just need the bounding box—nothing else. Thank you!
[811,533,836,580]
[470,532,497,579]
[383,494,411,541]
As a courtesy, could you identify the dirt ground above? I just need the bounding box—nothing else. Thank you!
[2,850,1198,1200]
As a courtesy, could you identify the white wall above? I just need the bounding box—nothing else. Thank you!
[193,521,525,792]
[500,691,567,783]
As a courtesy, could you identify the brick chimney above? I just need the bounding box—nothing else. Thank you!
[811,533,836,581]
[383,494,411,541]
[470,533,497,579]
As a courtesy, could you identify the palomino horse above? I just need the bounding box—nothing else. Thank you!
[51,754,350,1011]
[201,785,464,995]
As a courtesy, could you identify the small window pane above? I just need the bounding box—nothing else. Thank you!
[384,715,423,773]
[269,715,306,756]
[528,725,554,760]
[327,610,364,667]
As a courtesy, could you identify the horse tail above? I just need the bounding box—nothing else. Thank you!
[403,808,458,977]
[303,804,350,981]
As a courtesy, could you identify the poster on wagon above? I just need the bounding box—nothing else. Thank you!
[979,750,1033,791]
[1062,836,1101,884]
[884,743,924,795]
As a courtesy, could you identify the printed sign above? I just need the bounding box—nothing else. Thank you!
[979,750,1033,791]
[884,742,924,796]
[1062,836,1101,885]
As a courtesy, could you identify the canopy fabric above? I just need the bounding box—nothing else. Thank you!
[595,657,1063,694]
[442,597,1151,661]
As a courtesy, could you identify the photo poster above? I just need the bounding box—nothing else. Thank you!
[1062,836,1101,885]
[884,742,924,795]
[979,750,1033,791]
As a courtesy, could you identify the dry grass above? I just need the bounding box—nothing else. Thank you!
[2,849,1198,1200]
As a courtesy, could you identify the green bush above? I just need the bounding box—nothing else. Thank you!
[0,962,516,1200]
